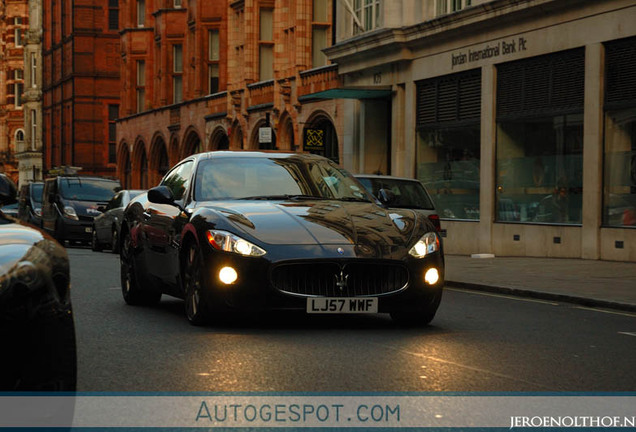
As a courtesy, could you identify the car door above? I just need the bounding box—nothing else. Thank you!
[96,192,121,242]
[141,160,194,288]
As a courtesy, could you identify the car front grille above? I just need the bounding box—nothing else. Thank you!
[271,261,409,297]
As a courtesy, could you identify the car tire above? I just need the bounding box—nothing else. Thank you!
[183,243,210,326]
[120,229,161,306]
[111,227,119,254]
[390,289,443,327]
[91,227,103,252]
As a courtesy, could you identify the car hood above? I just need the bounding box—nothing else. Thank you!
[201,200,418,248]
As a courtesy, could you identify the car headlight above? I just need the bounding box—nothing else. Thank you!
[63,206,78,220]
[206,230,266,257]
[408,232,439,258]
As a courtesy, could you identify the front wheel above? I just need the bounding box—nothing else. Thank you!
[183,244,210,326]
[120,229,161,306]
[91,227,102,252]
[111,227,119,254]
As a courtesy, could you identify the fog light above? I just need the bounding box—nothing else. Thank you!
[424,268,439,285]
[219,266,238,285]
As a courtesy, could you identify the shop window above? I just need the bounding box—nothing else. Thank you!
[603,37,636,228]
[496,50,584,225]
[416,69,481,220]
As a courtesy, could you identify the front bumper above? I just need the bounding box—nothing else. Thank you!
[198,248,444,314]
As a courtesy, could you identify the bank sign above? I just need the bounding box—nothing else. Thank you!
[451,37,528,68]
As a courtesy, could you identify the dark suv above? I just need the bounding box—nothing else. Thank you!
[41,176,121,245]
[18,182,44,227]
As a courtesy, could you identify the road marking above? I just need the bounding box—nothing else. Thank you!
[618,332,636,337]
[447,287,559,306]
[573,306,636,318]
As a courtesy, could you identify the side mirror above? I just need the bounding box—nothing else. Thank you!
[0,174,18,206]
[147,186,175,205]
[377,188,396,207]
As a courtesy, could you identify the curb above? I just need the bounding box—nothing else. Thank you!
[446,280,636,313]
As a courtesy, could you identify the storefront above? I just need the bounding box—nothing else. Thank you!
[327,0,636,261]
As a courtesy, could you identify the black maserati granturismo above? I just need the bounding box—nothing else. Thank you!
[120,151,444,326]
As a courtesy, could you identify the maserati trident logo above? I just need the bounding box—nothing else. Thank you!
[335,268,349,291]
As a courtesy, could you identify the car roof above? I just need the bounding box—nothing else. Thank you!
[199,151,321,160]
[355,174,422,183]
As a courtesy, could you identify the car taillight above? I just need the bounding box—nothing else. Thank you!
[428,214,441,232]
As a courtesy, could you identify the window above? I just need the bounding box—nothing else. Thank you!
[162,160,193,201]
[174,0,182,8]
[173,45,183,103]
[496,50,584,224]
[136,60,145,113]
[31,110,37,151]
[137,0,145,27]
[416,69,481,220]
[14,70,24,108]
[108,105,118,163]
[108,0,119,30]
[259,9,274,81]
[603,37,636,228]
[14,17,23,47]
[16,130,25,146]
[312,0,329,68]
[436,0,471,16]
[208,30,219,94]
[30,53,37,88]
[353,0,381,35]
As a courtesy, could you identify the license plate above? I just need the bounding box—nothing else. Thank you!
[85,227,92,233]
[306,297,378,314]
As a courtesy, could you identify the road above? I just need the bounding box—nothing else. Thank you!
[69,247,636,392]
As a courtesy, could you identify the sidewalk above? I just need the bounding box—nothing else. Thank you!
[444,255,636,312]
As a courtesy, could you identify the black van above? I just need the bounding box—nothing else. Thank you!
[41,176,121,245]
[18,182,44,227]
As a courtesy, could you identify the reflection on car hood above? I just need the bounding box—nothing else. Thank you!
[205,200,417,247]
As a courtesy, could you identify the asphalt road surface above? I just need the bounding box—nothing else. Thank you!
[69,247,636,392]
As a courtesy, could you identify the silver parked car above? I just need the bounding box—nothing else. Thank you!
[91,189,144,253]
[355,174,442,232]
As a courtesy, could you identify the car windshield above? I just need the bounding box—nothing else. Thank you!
[59,178,120,201]
[31,184,43,204]
[195,156,371,202]
[358,177,435,210]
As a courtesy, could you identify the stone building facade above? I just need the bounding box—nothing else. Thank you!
[116,0,343,190]
[0,0,28,183]
[15,0,42,185]
[326,0,636,261]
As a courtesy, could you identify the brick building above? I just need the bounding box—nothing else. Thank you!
[116,0,343,189]
[0,0,28,183]
[42,0,121,177]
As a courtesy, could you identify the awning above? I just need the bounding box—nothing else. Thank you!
[298,87,392,101]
